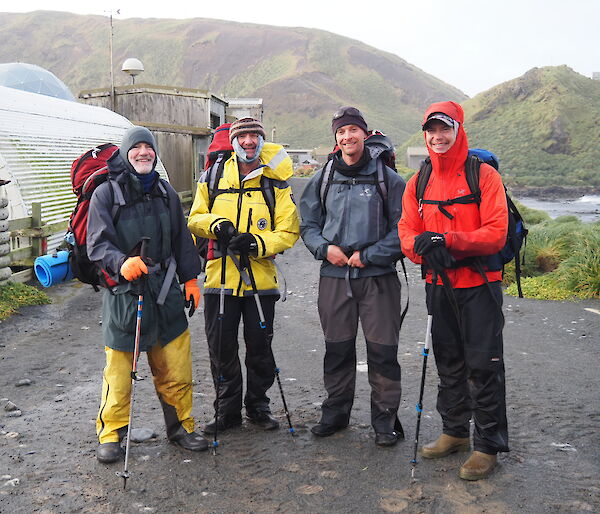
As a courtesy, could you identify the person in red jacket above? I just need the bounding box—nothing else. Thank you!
[398,101,509,481]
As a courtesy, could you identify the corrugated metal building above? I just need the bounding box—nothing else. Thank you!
[0,85,168,254]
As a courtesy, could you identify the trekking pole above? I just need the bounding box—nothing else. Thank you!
[212,242,228,456]
[410,273,436,481]
[117,236,150,490]
[242,209,295,435]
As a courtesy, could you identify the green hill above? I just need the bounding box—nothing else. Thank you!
[0,10,466,148]
[401,66,600,189]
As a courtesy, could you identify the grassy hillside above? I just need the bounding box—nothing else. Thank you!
[0,11,466,148]
[400,66,600,189]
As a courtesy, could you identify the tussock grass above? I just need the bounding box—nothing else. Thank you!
[505,219,600,299]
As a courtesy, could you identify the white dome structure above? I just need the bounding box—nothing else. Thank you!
[0,63,76,101]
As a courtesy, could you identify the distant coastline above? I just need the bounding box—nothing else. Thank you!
[509,186,600,201]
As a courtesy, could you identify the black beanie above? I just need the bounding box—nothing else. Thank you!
[331,106,368,135]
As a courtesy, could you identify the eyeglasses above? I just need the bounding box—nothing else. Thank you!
[332,106,363,120]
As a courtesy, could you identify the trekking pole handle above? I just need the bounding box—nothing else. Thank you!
[140,236,150,261]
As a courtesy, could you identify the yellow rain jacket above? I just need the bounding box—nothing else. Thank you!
[188,142,300,296]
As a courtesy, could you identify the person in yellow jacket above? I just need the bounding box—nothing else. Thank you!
[188,118,300,434]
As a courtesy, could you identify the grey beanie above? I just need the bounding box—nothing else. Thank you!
[119,126,158,168]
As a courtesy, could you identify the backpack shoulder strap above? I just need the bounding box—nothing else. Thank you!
[464,155,482,203]
[260,176,276,230]
[374,158,389,219]
[109,178,126,221]
[207,153,227,211]
[319,160,335,213]
[416,157,432,202]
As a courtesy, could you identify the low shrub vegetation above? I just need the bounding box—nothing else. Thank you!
[504,214,600,300]
[0,282,50,320]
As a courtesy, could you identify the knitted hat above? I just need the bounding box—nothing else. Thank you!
[119,126,158,173]
[229,118,266,143]
[331,106,368,135]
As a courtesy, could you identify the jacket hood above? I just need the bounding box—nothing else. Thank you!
[422,101,469,173]
[258,142,294,181]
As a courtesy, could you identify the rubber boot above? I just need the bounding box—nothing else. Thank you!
[420,433,470,459]
[459,451,497,481]
[96,442,123,464]
[169,425,208,452]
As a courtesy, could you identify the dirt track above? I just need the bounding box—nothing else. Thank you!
[1,183,599,513]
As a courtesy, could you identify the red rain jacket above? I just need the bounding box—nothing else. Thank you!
[398,101,508,288]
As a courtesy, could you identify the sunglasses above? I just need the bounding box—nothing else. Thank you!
[332,106,363,120]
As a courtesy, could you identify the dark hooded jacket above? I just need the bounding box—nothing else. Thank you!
[87,141,200,351]
[300,146,405,278]
[398,101,508,288]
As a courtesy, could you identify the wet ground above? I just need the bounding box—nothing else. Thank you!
[1,182,599,512]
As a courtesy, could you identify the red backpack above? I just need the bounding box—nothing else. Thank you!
[66,143,119,290]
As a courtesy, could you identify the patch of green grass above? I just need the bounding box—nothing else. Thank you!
[505,220,600,300]
[0,282,51,320]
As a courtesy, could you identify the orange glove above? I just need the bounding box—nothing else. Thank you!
[120,256,148,282]
[184,278,201,311]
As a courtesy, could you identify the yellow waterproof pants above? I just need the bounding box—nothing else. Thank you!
[96,329,195,444]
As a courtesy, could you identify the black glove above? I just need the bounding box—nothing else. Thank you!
[228,233,258,255]
[214,220,237,248]
[424,246,456,272]
[414,231,446,256]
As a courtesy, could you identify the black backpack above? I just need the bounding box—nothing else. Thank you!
[416,148,527,297]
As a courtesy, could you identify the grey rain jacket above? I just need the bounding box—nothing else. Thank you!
[86,151,201,351]
[299,152,406,279]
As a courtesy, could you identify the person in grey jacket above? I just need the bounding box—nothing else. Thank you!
[87,126,207,463]
[299,107,406,446]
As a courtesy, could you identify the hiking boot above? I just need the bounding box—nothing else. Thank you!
[310,422,348,437]
[169,426,208,452]
[96,442,123,464]
[375,431,401,447]
[420,434,470,459]
[459,451,497,481]
[246,411,279,430]
[203,414,242,435]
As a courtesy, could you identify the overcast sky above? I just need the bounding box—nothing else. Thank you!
[3,1,598,97]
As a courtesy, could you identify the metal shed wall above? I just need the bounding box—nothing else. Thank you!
[0,86,168,253]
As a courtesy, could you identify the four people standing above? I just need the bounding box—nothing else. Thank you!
[89,105,508,481]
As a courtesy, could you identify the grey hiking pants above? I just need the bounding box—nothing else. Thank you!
[317,273,402,433]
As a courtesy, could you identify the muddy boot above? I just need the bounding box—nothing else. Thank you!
[420,434,470,459]
[169,426,208,452]
[203,414,242,435]
[246,410,279,430]
[96,442,123,464]
[459,451,497,481]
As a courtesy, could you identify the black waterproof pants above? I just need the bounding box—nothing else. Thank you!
[426,282,509,455]
[203,294,277,416]
[317,274,402,433]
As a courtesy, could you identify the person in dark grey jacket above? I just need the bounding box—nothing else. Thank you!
[299,107,406,446]
[87,126,207,463]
